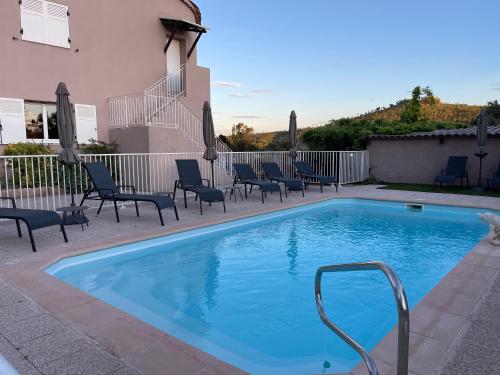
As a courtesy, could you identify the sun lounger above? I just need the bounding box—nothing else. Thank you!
[262,162,304,197]
[174,159,225,215]
[80,162,178,225]
[0,197,67,252]
[233,163,282,203]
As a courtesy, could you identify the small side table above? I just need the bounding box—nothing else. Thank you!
[223,186,244,203]
[57,206,89,231]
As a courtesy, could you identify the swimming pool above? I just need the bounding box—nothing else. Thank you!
[46,199,490,374]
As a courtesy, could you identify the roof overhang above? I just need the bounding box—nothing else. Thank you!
[160,18,208,33]
[160,18,208,59]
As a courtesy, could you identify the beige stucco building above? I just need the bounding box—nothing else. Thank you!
[0,0,212,153]
[368,127,500,185]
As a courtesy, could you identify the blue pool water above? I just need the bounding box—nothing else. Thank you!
[46,199,490,374]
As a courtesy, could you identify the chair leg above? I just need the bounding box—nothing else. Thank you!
[15,219,22,238]
[135,201,140,217]
[184,190,187,208]
[223,200,226,213]
[27,227,36,253]
[279,189,283,202]
[61,225,68,243]
[173,205,179,221]
[157,205,165,226]
[96,200,105,216]
[335,183,338,193]
[261,190,265,204]
[284,185,288,198]
[320,184,323,193]
[244,183,248,199]
[113,199,120,223]
[199,200,203,215]
[302,185,305,197]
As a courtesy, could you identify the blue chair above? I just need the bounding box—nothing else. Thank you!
[80,162,178,226]
[294,161,338,193]
[434,156,469,187]
[0,197,67,252]
[233,163,282,204]
[262,162,304,197]
[174,159,225,215]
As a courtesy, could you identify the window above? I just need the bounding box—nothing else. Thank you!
[20,0,70,48]
[24,102,59,141]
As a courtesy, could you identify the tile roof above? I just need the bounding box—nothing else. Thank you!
[370,126,500,140]
[179,0,202,24]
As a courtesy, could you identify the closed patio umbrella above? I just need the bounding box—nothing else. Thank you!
[56,82,86,224]
[202,101,218,187]
[288,111,298,160]
[474,109,488,191]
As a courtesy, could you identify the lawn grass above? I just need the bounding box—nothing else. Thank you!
[378,183,500,198]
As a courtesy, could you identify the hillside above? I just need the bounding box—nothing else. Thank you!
[356,98,481,124]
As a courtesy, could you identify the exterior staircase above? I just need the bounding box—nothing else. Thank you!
[108,64,232,159]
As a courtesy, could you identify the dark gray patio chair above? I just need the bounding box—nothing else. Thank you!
[80,162,178,226]
[174,159,225,215]
[262,162,304,197]
[434,156,469,187]
[0,197,67,252]
[233,163,282,204]
[488,161,500,189]
[294,161,338,193]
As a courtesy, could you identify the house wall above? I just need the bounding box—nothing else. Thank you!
[0,0,209,147]
[367,137,500,185]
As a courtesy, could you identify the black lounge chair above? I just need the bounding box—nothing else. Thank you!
[80,162,178,226]
[0,197,67,252]
[262,162,304,197]
[489,161,500,189]
[233,163,282,204]
[294,161,338,193]
[174,159,226,215]
[434,156,469,187]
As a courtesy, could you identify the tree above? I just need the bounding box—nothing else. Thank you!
[228,123,258,151]
[483,100,500,125]
[400,86,435,123]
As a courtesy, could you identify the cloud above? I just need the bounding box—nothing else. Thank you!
[490,87,500,91]
[232,115,266,119]
[228,93,249,98]
[250,89,276,94]
[211,81,245,88]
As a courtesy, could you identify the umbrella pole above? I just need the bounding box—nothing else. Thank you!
[211,160,215,188]
[473,149,488,192]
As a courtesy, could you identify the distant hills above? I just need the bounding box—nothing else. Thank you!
[355,98,481,124]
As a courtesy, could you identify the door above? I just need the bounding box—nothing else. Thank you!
[165,39,182,95]
[75,104,97,144]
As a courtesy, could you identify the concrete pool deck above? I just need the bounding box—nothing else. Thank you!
[0,185,499,375]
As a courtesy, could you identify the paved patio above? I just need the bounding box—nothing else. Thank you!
[0,185,499,375]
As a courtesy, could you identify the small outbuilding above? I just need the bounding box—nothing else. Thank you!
[367,126,500,185]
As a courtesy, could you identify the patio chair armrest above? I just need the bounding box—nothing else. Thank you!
[0,196,16,208]
[95,188,117,197]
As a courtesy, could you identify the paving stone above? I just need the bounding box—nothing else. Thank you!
[108,365,144,375]
[0,334,41,374]
[1,313,62,346]
[18,328,91,367]
[0,282,26,307]
[37,345,124,375]
[0,299,43,326]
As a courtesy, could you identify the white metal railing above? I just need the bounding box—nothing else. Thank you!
[0,151,369,211]
[108,65,186,128]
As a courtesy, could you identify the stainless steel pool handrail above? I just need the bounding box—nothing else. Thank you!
[314,261,410,375]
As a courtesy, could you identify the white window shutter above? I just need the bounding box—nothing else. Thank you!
[75,105,98,144]
[20,0,45,44]
[0,98,27,144]
[45,1,69,48]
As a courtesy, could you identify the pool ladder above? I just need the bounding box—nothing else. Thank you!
[315,261,410,375]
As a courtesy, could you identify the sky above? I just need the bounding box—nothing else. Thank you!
[195,0,500,135]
